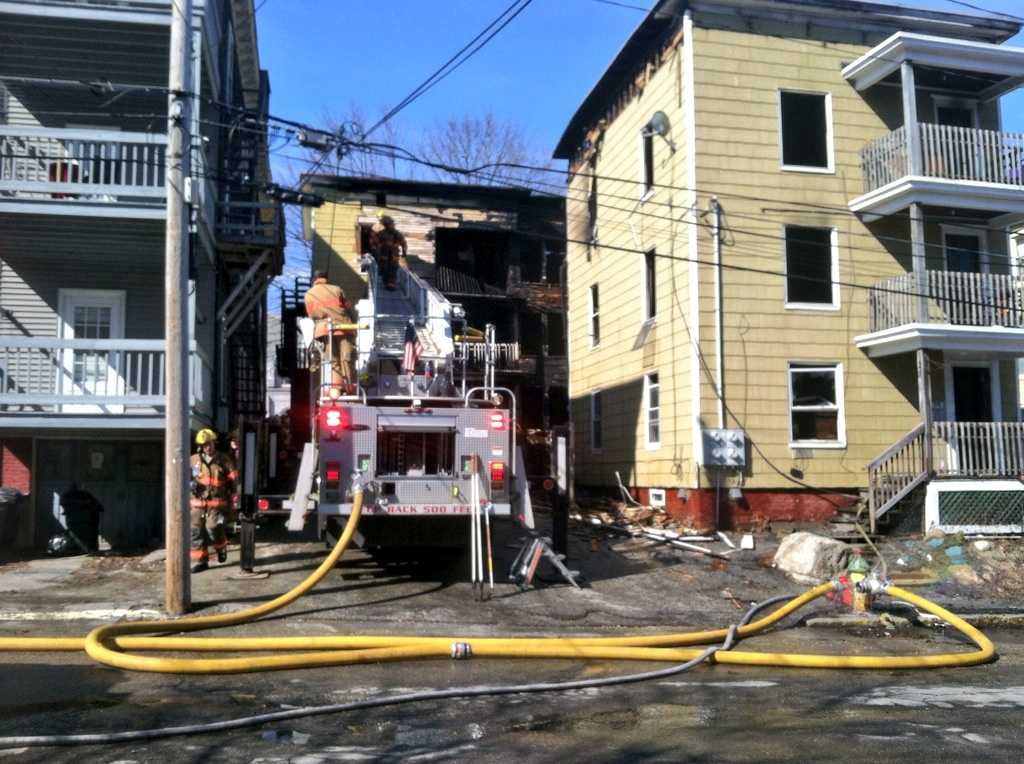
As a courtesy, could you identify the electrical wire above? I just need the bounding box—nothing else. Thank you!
[363,0,534,139]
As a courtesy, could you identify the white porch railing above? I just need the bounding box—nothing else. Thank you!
[861,123,1024,193]
[933,421,1024,479]
[868,271,1024,332]
[0,127,167,202]
[0,337,212,415]
[868,420,1024,529]
[454,342,522,370]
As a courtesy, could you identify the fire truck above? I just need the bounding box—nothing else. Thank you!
[279,257,534,549]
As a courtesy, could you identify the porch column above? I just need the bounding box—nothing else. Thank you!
[901,61,922,176]
[917,348,934,474]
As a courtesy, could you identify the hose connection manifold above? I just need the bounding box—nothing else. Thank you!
[450,642,473,660]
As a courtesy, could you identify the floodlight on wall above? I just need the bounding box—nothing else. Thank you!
[641,111,676,152]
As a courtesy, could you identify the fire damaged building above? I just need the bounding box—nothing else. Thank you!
[291,176,569,476]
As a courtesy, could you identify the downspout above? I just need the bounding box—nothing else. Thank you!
[711,196,724,429]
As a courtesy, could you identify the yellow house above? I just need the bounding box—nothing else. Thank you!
[554,0,1024,533]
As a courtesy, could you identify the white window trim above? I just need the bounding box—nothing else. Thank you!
[783,226,840,311]
[941,224,990,273]
[57,289,126,339]
[931,95,979,128]
[641,248,657,323]
[943,359,1000,422]
[787,362,847,449]
[589,283,600,348]
[639,130,655,201]
[644,372,661,450]
[590,390,603,453]
[778,89,835,175]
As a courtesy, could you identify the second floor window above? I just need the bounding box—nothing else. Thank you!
[644,249,657,321]
[590,284,600,347]
[784,226,838,309]
[641,131,654,197]
[779,90,832,172]
[591,391,603,451]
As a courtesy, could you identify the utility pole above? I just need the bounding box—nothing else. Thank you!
[165,0,193,615]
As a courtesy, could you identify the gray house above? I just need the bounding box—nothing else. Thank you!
[0,0,284,550]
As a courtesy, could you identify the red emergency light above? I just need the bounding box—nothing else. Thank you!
[489,460,506,484]
[488,411,507,430]
[321,406,351,436]
[325,461,341,483]
[257,498,270,511]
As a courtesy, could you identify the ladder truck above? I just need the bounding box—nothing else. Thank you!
[283,257,534,550]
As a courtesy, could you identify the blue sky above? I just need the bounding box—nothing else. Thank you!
[255,0,1024,285]
[255,0,1024,162]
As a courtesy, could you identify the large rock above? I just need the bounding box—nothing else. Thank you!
[773,532,851,585]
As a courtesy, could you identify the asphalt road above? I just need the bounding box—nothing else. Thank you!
[1,523,1022,762]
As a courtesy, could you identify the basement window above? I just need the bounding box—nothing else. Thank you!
[779,90,833,172]
[784,226,838,309]
[788,363,845,448]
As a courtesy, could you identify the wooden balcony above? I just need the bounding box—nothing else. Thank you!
[853,124,1024,217]
[0,127,167,217]
[0,337,212,425]
[857,271,1024,357]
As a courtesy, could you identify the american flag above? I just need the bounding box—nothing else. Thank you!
[402,322,422,373]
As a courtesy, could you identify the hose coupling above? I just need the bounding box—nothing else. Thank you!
[450,642,473,660]
[857,572,889,596]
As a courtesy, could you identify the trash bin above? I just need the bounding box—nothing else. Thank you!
[60,486,103,553]
[0,487,24,545]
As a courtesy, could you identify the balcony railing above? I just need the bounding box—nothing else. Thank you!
[862,123,1024,194]
[867,420,1024,529]
[0,337,212,417]
[454,342,522,370]
[868,271,1024,333]
[0,127,167,203]
[217,201,285,248]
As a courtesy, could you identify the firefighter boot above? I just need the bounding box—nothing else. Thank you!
[191,560,209,573]
[217,547,228,563]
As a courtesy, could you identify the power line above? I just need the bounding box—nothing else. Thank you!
[363,0,534,139]
[940,0,1024,23]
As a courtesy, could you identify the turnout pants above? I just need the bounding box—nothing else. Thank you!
[190,501,227,563]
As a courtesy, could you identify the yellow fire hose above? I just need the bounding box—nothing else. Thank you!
[0,486,995,674]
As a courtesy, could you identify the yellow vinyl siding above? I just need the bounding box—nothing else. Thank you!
[691,26,920,488]
[567,39,693,487]
[310,199,366,302]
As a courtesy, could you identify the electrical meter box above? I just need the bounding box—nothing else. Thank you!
[700,428,746,467]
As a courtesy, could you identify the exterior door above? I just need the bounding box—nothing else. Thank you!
[57,289,125,413]
[952,366,993,422]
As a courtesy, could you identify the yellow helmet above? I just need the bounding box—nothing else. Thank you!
[195,428,217,446]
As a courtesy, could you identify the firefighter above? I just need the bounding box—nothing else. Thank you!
[189,428,238,573]
[369,212,407,290]
[304,270,355,395]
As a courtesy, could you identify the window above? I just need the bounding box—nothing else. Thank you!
[591,391,603,451]
[589,284,600,347]
[645,373,660,448]
[788,363,845,447]
[641,131,654,197]
[779,91,833,172]
[643,249,657,320]
[784,226,838,309]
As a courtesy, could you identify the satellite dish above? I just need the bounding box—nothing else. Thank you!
[644,111,671,137]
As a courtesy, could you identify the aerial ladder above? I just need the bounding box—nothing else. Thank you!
[282,257,535,555]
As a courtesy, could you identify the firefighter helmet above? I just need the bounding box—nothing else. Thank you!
[195,428,218,446]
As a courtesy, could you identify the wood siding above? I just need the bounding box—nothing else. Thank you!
[566,38,693,488]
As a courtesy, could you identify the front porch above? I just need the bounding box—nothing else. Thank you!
[867,420,1024,531]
